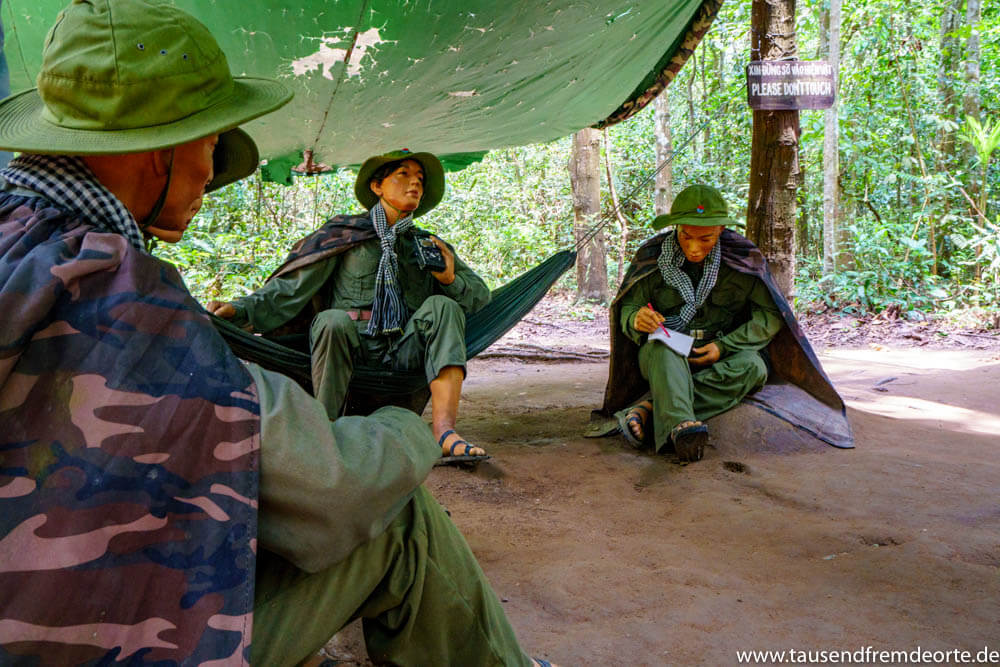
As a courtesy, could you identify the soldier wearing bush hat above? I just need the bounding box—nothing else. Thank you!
[0,1,543,664]
[598,184,809,463]
[211,147,493,464]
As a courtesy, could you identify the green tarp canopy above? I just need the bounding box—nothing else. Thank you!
[2,0,721,180]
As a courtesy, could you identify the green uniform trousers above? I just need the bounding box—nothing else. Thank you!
[252,486,532,667]
[638,340,768,453]
[310,295,468,419]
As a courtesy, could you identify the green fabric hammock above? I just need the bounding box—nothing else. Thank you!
[213,249,577,413]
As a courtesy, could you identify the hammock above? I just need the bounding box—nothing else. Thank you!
[213,84,714,412]
[213,248,577,413]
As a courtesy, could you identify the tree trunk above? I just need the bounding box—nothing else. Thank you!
[823,0,850,272]
[964,0,982,226]
[963,0,981,122]
[569,128,610,301]
[937,0,964,166]
[746,0,800,297]
[701,46,711,164]
[653,92,674,216]
[602,129,630,286]
[686,53,699,158]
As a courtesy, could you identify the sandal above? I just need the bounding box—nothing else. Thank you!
[670,420,708,462]
[616,402,651,449]
[434,429,490,467]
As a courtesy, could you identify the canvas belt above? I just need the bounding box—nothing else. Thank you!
[689,329,721,341]
[346,309,373,321]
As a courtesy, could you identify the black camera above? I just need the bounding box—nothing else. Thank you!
[413,232,447,272]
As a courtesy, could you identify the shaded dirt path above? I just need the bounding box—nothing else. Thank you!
[327,301,1000,665]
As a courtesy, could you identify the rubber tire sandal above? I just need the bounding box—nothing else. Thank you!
[434,429,491,467]
[616,403,651,449]
[670,421,708,462]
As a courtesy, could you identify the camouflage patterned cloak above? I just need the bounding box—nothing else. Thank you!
[0,193,261,663]
[595,228,853,449]
[259,211,447,337]
[269,212,377,283]
[256,213,376,336]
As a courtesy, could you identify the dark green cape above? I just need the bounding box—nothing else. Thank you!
[593,229,853,449]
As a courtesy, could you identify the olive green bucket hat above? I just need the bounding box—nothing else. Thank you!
[651,184,736,230]
[0,0,293,192]
[355,149,445,218]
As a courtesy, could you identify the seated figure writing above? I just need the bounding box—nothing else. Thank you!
[614,184,784,461]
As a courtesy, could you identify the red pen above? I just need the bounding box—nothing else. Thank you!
[646,302,670,337]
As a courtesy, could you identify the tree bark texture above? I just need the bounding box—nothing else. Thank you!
[823,0,849,273]
[602,129,630,286]
[963,0,981,122]
[937,0,963,165]
[653,92,674,216]
[569,127,610,301]
[964,0,982,214]
[747,0,800,297]
[686,54,699,159]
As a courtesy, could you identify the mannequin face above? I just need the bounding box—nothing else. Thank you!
[369,158,424,219]
[676,224,722,263]
[146,134,218,242]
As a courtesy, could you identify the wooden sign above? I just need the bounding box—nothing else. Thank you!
[746,60,835,110]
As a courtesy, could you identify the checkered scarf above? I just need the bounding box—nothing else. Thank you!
[366,201,415,336]
[0,154,146,252]
[656,229,721,331]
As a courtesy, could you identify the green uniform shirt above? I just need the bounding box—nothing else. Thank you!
[231,230,490,333]
[247,362,439,573]
[620,261,783,355]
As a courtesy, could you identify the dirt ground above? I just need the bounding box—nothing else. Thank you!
[327,297,1000,666]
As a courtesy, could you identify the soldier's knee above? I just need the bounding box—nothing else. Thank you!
[311,309,356,339]
[419,295,465,322]
[641,339,686,366]
[726,351,768,386]
[424,294,461,311]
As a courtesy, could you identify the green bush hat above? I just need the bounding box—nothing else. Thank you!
[355,149,445,218]
[0,0,292,192]
[651,184,736,230]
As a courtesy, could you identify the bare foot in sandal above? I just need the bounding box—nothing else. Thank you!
[670,419,708,462]
[436,428,487,458]
[624,400,653,444]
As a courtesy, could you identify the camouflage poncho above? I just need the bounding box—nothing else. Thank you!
[0,193,260,663]
[269,212,378,282]
[256,211,457,337]
[596,229,853,449]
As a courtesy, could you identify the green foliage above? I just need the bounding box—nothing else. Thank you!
[162,0,1000,323]
[160,145,579,302]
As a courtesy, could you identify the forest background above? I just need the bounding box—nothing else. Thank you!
[160,0,999,327]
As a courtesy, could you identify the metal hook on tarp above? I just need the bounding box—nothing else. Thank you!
[292,149,333,176]
[292,150,334,228]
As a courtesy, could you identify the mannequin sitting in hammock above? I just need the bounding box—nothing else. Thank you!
[210,150,490,461]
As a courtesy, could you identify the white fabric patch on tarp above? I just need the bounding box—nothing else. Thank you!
[291,27,391,80]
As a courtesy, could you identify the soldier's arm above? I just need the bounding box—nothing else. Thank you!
[229,257,339,333]
[620,275,654,345]
[246,362,439,573]
[716,276,783,354]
